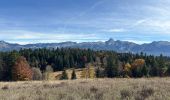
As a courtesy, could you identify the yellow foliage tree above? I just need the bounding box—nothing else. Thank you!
[123,63,132,77]
[89,67,95,78]
[81,63,95,79]
[124,63,131,72]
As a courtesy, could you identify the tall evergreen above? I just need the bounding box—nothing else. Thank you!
[105,56,117,78]
[141,64,149,77]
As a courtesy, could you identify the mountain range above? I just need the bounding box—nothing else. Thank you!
[0,38,170,56]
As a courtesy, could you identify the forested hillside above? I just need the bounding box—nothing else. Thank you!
[0,48,170,81]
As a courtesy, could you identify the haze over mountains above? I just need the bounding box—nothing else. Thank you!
[0,38,170,56]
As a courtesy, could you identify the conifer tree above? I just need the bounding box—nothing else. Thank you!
[96,67,100,78]
[60,70,68,80]
[105,56,117,78]
[71,69,77,80]
[141,64,148,77]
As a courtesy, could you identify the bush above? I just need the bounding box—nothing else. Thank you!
[120,89,132,99]
[135,86,154,100]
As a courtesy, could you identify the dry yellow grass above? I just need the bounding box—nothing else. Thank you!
[0,78,170,100]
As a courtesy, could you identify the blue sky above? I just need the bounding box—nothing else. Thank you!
[0,0,170,44]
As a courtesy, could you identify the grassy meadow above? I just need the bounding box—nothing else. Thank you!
[0,78,169,100]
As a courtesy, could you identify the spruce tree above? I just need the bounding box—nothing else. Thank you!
[60,70,68,80]
[96,67,100,78]
[105,56,117,78]
[71,69,77,80]
[141,64,148,77]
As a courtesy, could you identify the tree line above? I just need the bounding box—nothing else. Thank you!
[0,48,170,81]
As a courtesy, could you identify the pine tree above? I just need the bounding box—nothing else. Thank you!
[105,56,117,78]
[150,59,159,76]
[141,64,148,77]
[167,65,170,76]
[60,70,68,80]
[96,67,100,78]
[71,69,77,80]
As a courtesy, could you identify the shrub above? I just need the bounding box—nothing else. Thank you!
[135,86,154,100]
[120,89,132,99]
[1,85,9,90]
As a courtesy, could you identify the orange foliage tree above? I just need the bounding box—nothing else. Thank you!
[12,56,33,81]
[131,59,145,77]
[131,59,145,68]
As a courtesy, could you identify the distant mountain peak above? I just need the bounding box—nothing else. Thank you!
[108,38,114,42]
[0,40,10,48]
[105,38,115,45]
[0,40,7,44]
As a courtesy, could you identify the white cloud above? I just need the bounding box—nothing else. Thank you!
[133,19,147,27]
[131,19,170,34]
[124,39,151,44]
[106,28,127,33]
[0,30,99,44]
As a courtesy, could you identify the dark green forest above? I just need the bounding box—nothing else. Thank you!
[0,48,170,81]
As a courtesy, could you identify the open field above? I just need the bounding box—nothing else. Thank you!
[0,78,170,100]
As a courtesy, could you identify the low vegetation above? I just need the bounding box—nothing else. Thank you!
[0,78,169,100]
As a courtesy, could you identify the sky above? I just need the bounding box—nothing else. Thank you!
[0,0,170,44]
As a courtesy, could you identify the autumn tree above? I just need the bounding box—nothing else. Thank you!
[12,56,32,81]
[122,63,131,77]
[81,63,95,79]
[131,59,145,77]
